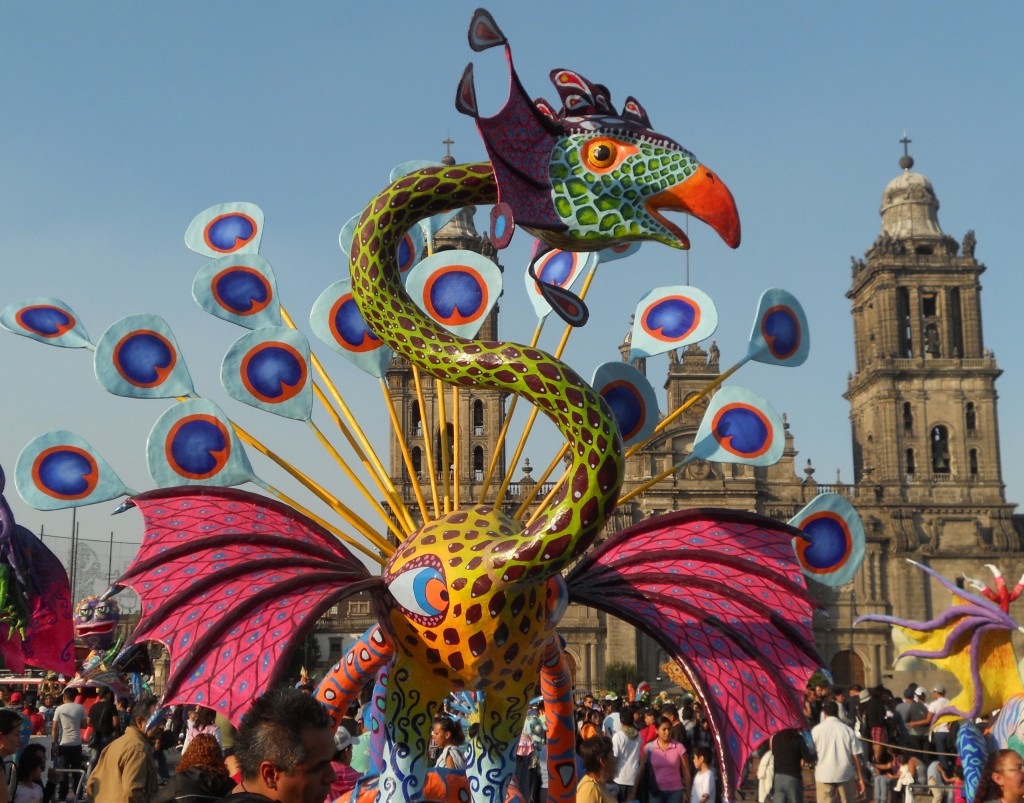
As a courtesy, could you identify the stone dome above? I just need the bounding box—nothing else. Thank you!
[880,167,944,240]
[435,206,480,241]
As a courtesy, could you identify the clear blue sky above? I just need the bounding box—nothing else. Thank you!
[2,2,1022,585]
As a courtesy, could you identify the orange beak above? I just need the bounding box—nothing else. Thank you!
[646,164,741,249]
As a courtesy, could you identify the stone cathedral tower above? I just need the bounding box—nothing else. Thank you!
[837,143,1020,687]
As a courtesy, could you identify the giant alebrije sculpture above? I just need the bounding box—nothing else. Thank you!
[0,9,870,803]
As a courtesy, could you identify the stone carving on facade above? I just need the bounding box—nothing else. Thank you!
[870,232,909,258]
[962,229,976,258]
[684,458,712,480]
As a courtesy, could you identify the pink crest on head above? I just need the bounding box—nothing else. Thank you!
[455,64,478,117]
[534,98,558,123]
[549,69,613,118]
[622,97,652,128]
[467,8,507,51]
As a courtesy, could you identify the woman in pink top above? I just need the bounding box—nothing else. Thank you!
[632,717,692,803]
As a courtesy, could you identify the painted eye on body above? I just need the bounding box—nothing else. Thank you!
[389,565,450,621]
[581,138,637,173]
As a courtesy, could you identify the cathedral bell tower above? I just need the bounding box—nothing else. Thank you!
[846,141,1013,526]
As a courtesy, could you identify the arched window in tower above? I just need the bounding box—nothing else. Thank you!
[950,288,964,357]
[930,425,951,474]
[902,402,913,432]
[473,399,485,436]
[411,446,422,479]
[965,402,977,434]
[410,401,422,437]
[905,448,915,478]
[473,446,484,481]
[434,424,455,478]
[897,287,913,357]
[969,448,979,477]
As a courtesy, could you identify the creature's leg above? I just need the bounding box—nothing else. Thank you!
[365,663,389,777]
[378,657,443,803]
[465,684,534,803]
[540,636,578,802]
[315,624,392,724]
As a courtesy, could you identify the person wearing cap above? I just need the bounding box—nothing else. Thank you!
[927,686,953,771]
[327,726,360,799]
[811,700,866,803]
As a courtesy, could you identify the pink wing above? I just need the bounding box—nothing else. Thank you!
[119,487,382,724]
[567,509,821,801]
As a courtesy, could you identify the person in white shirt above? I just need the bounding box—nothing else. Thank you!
[611,709,641,802]
[811,701,866,803]
[926,686,952,771]
[690,746,716,803]
[603,698,621,737]
[50,690,85,801]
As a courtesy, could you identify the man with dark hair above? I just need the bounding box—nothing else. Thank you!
[805,683,830,726]
[51,688,86,800]
[87,688,119,759]
[832,688,851,725]
[85,695,159,803]
[220,688,336,803]
[772,727,815,803]
[811,700,865,803]
[845,685,863,725]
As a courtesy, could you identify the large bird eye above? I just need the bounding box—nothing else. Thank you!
[584,139,617,169]
[581,138,638,174]
[389,565,449,622]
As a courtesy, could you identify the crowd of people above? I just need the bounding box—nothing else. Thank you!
[760,681,971,803]
[498,691,717,803]
[1,677,1022,803]
[0,680,377,803]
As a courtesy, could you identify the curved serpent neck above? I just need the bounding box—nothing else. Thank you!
[349,163,622,579]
